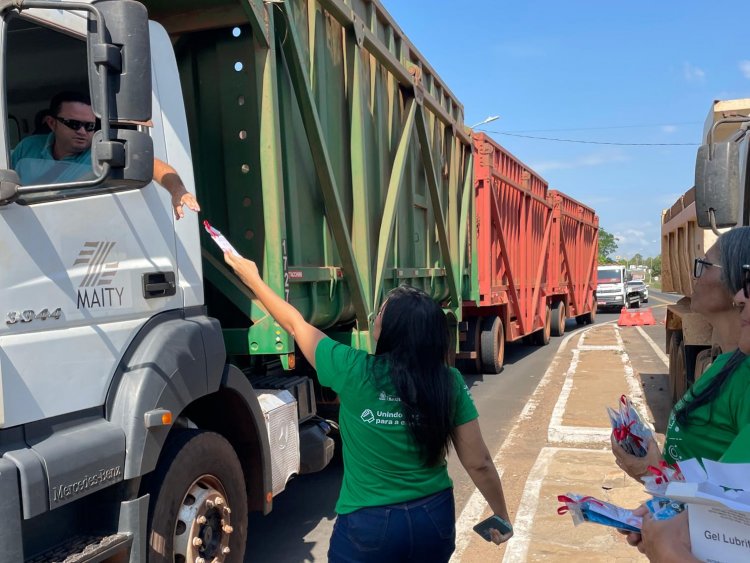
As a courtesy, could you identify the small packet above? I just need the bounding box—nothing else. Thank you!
[609,395,654,457]
[641,460,684,496]
[204,220,240,256]
[645,496,685,521]
[557,493,642,533]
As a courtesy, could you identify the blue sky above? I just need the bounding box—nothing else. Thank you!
[380,0,749,259]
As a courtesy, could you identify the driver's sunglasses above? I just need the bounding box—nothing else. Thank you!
[743,264,750,299]
[54,116,98,133]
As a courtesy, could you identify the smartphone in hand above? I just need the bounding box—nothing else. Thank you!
[473,514,513,543]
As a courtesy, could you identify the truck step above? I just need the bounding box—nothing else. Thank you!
[26,533,132,563]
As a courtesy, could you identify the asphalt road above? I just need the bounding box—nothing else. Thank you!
[244,291,681,562]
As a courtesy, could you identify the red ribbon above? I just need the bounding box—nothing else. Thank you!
[557,495,604,515]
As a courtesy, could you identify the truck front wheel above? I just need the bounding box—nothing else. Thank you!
[142,429,248,563]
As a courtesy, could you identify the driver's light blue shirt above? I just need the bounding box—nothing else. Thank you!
[11,133,92,184]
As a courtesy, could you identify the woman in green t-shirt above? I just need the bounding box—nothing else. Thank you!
[620,260,750,562]
[612,227,750,480]
[224,253,512,562]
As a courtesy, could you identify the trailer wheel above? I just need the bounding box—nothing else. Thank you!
[480,316,505,374]
[532,306,552,346]
[550,301,566,337]
[668,333,686,406]
[141,430,247,563]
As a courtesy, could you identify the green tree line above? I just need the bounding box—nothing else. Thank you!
[597,228,661,276]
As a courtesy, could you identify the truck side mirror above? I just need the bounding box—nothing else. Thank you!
[87,0,151,122]
[695,142,741,229]
[92,129,154,188]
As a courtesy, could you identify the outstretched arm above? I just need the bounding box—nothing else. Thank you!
[223,252,326,367]
[153,158,200,220]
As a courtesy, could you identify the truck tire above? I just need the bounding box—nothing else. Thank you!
[480,316,505,374]
[532,306,551,346]
[578,305,596,325]
[141,430,247,563]
[550,301,565,337]
[668,333,686,406]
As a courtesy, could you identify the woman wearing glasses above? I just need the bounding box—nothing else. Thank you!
[611,226,750,479]
[621,238,750,562]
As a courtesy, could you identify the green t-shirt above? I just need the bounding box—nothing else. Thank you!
[315,337,478,514]
[663,352,750,465]
[720,424,750,463]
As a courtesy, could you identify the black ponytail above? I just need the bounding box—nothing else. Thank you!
[674,350,747,427]
[374,286,456,466]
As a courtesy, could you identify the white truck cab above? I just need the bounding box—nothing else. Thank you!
[595,265,640,310]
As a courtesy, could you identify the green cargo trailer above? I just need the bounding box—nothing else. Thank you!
[147,0,476,364]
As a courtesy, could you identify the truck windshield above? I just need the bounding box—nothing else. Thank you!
[597,269,621,284]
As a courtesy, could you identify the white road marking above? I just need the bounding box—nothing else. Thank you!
[450,327,587,562]
[547,326,653,443]
[501,447,608,563]
[635,325,669,367]
[453,320,651,561]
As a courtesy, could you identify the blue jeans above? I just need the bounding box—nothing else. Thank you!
[328,488,456,563]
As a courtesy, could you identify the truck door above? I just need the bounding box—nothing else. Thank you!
[0,13,181,427]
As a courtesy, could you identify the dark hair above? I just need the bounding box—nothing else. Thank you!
[674,227,750,427]
[49,91,91,116]
[374,285,455,466]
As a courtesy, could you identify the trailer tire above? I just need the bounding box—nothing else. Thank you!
[550,301,566,337]
[480,316,505,374]
[668,333,686,407]
[532,306,552,346]
[142,429,248,563]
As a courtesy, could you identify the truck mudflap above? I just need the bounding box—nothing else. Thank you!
[0,459,23,562]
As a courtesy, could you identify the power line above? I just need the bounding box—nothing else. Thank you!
[482,130,699,146]
[502,121,702,134]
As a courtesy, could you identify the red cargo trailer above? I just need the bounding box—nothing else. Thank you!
[459,134,598,374]
[547,190,598,334]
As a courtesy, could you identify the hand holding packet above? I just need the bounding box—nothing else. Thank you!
[204,220,240,257]
[641,460,684,495]
[608,394,654,457]
[557,494,642,532]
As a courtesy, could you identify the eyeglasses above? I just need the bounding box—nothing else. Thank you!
[743,264,750,299]
[693,257,722,278]
[54,116,98,133]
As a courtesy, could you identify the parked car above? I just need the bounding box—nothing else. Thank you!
[626,280,649,303]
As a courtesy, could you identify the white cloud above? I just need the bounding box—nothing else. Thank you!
[661,125,677,134]
[684,62,706,83]
[740,60,750,79]
[531,150,628,173]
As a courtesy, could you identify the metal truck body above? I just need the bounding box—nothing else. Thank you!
[459,133,598,374]
[0,0,473,560]
[0,0,599,560]
[662,98,750,406]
